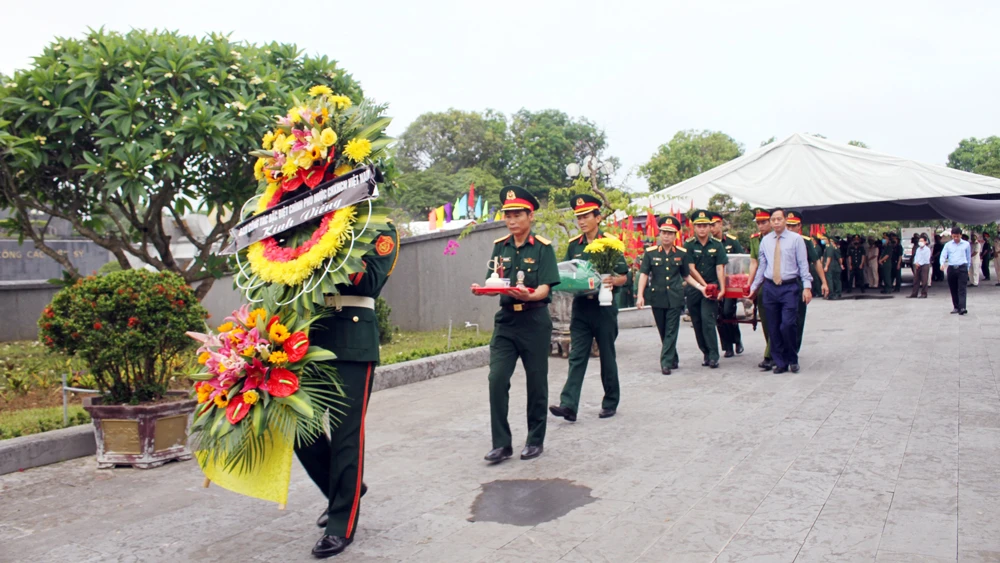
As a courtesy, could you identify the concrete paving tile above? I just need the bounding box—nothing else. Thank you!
[641,509,747,559]
[875,551,957,562]
[561,520,669,563]
[406,540,492,563]
[958,549,1000,562]
[817,485,893,529]
[890,477,958,514]
[880,509,958,560]
[794,521,882,563]
[714,533,803,562]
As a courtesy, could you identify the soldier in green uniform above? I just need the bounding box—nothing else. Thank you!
[844,234,866,293]
[821,234,843,299]
[549,194,628,422]
[617,264,637,309]
[472,186,560,464]
[878,233,893,294]
[636,216,711,374]
[683,209,728,368]
[748,208,774,370]
[785,211,828,354]
[710,211,745,358]
[298,221,400,559]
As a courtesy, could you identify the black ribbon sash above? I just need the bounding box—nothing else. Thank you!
[221,165,380,255]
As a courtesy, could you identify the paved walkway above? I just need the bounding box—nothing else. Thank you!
[3,283,1000,562]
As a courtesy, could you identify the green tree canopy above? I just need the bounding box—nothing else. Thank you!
[639,130,744,192]
[391,166,503,218]
[0,29,362,299]
[948,136,1000,178]
[395,108,508,177]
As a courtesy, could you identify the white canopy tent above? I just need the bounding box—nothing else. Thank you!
[640,133,1000,224]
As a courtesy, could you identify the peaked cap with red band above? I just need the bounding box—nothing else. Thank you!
[785,210,803,225]
[499,186,540,212]
[571,193,602,216]
[753,208,772,221]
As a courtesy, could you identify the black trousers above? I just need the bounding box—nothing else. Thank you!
[846,268,864,292]
[983,256,992,280]
[295,361,374,538]
[947,265,969,310]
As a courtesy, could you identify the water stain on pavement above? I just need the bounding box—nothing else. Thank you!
[469,478,595,526]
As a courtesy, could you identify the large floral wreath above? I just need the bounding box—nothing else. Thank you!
[236,85,394,313]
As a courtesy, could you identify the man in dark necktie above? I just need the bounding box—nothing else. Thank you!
[748,208,813,374]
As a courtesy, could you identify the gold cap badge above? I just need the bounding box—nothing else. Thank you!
[506,190,515,200]
[576,198,584,206]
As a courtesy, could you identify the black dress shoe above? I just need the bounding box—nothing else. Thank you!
[520,445,543,460]
[312,535,353,558]
[702,358,710,367]
[951,309,960,314]
[599,408,616,419]
[723,350,734,358]
[758,360,773,370]
[661,367,671,375]
[790,364,800,373]
[773,366,789,374]
[709,360,719,369]
[672,361,679,370]
[960,309,968,315]
[484,446,513,463]
[736,343,744,355]
[548,405,577,422]
[317,483,367,527]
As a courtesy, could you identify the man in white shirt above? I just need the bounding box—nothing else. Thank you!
[940,227,972,315]
[908,233,931,298]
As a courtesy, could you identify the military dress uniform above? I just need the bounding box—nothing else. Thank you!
[712,212,744,357]
[845,239,866,293]
[295,221,399,552]
[823,238,843,299]
[749,208,772,368]
[878,237,893,293]
[890,237,903,292]
[483,187,560,462]
[639,216,689,373]
[684,210,728,367]
[552,194,628,421]
[786,211,815,354]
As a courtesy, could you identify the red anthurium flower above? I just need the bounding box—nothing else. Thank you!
[226,394,251,424]
[283,332,309,363]
[266,315,281,332]
[264,368,299,398]
[303,163,329,188]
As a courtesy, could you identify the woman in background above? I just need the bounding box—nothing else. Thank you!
[865,237,880,290]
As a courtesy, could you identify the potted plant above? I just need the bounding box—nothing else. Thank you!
[39,269,208,469]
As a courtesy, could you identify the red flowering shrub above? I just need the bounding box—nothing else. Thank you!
[38,270,208,404]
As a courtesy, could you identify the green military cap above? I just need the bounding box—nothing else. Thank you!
[500,186,540,212]
[785,210,803,225]
[570,194,602,216]
[753,208,772,221]
[659,216,682,232]
[690,209,713,224]
[709,211,724,223]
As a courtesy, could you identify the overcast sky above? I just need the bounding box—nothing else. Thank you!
[3,0,998,192]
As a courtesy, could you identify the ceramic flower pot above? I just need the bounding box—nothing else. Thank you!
[83,391,196,469]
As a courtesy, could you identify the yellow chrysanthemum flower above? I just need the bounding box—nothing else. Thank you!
[245,308,267,328]
[319,128,337,147]
[253,158,266,180]
[255,183,281,214]
[261,131,276,149]
[214,394,230,408]
[198,352,211,365]
[308,85,333,97]
[243,390,259,405]
[333,164,353,177]
[281,160,298,178]
[288,107,302,123]
[269,323,291,344]
[217,322,234,333]
[269,351,289,365]
[328,94,352,110]
[344,138,372,163]
[277,134,295,153]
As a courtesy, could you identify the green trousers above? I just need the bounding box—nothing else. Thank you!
[652,306,683,369]
[560,298,619,412]
[796,281,807,353]
[295,360,374,539]
[755,292,771,361]
[489,306,552,449]
[879,261,892,292]
[686,290,720,362]
[828,268,842,298]
[717,297,742,353]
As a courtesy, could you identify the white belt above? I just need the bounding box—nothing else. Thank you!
[323,295,375,310]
